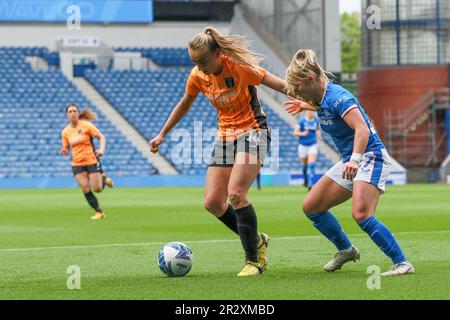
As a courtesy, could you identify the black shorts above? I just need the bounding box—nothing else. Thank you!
[72,162,103,176]
[208,130,271,167]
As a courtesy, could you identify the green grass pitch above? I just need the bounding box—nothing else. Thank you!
[0,184,449,300]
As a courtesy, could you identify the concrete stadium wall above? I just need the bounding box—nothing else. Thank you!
[0,22,230,49]
[0,172,407,189]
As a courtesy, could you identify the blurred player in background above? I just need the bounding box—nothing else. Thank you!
[294,110,321,190]
[150,26,301,276]
[284,49,414,276]
[255,172,261,190]
[60,104,114,220]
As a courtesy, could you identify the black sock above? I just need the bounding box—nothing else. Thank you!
[218,204,239,235]
[235,204,259,263]
[102,175,106,189]
[84,191,102,212]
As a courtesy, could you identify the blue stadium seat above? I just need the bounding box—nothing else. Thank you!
[0,46,336,178]
[113,47,194,67]
[0,47,155,179]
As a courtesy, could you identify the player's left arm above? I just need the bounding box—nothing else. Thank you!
[261,72,290,95]
[88,123,106,158]
[341,107,370,181]
[94,132,106,158]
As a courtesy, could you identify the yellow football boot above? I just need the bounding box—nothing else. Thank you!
[237,261,262,277]
[103,175,114,188]
[90,212,106,220]
[257,233,271,272]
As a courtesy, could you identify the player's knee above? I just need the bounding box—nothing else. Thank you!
[204,198,225,216]
[92,186,102,193]
[228,190,247,208]
[352,208,371,224]
[302,196,319,215]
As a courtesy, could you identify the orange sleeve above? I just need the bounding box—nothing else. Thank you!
[235,63,266,86]
[185,68,201,97]
[61,132,70,148]
[85,122,101,138]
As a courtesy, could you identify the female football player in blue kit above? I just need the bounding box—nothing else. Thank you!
[284,49,414,276]
[294,110,321,190]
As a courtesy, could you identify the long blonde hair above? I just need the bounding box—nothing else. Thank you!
[285,49,332,96]
[188,26,263,72]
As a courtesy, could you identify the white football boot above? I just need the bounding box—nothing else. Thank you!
[381,262,415,276]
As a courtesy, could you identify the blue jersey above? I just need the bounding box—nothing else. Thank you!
[298,117,319,146]
[317,83,384,162]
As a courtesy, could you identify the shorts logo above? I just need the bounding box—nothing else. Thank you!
[361,156,374,172]
[225,77,235,88]
[246,132,260,147]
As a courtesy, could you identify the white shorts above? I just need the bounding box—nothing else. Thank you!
[325,149,391,194]
[298,144,318,159]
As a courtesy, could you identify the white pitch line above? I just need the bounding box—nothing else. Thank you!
[0,230,449,253]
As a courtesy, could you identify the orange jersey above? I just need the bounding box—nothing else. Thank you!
[186,55,268,140]
[61,120,101,167]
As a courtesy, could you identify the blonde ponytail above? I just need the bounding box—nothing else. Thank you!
[285,49,333,96]
[189,26,263,71]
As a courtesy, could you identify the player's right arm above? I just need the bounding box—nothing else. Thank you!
[293,124,309,137]
[150,69,200,153]
[316,125,322,140]
[150,93,197,153]
[60,136,70,156]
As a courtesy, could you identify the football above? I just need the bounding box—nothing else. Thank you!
[158,242,194,277]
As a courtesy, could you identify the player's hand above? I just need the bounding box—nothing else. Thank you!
[95,149,104,158]
[284,96,316,115]
[342,161,359,181]
[59,147,69,156]
[150,134,164,153]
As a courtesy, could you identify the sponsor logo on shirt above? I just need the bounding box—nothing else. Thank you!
[206,90,237,106]
[319,118,333,126]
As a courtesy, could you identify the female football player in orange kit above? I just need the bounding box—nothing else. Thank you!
[150,27,314,276]
[60,104,114,220]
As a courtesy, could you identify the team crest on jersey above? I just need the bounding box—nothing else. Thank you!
[317,107,332,117]
[77,129,82,134]
[324,109,332,117]
[225,77,235,88]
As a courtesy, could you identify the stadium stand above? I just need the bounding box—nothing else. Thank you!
[0,45,335,178]
[0,47,155,179]
[115,47,193,67]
